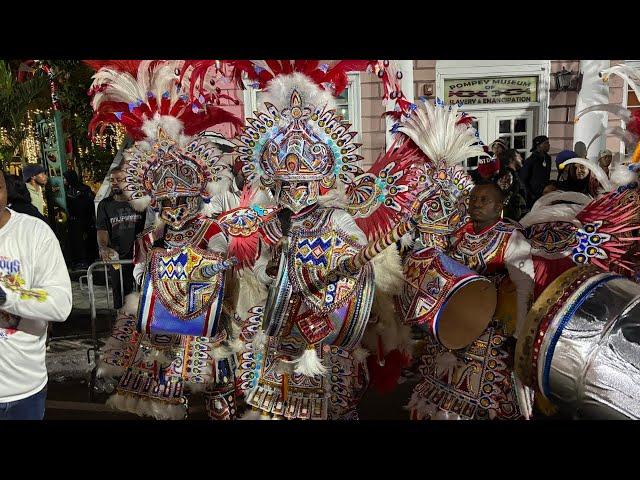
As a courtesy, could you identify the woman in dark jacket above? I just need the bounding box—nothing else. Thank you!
[4,173,48,222]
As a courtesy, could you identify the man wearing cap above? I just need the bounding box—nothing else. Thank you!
[520,135,551,208]
[22,164,48,216]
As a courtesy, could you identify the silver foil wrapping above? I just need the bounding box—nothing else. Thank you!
[540,274,640,419]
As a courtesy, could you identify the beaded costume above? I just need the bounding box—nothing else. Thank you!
[383,99,536,420]
[179,60,419,419]
[88,60,269,420]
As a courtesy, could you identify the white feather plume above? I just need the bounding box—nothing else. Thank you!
[141,114,185,143]
[530,190,591,211]
[520,203,584,228]
[200,200,216,218]
[239,409,264,420]
[261,72,336,112]
[575,104,632,123]
[600,64,640,100]
[352,347,370,364]
[122,292,140,316]
[293,348,327,377]
[587,127,637,152]
[106,393,186,420]
[610,162,639,187]
[399,231,415,251]
[397,99,485,166]
[130,196,151,212]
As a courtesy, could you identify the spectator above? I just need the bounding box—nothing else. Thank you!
[574,141,588,159]
[521,135,551,208]
[496,149,528,221]
[0,170,72,420]
[559,162,599,196]
[555,150,578,182]
[598,149,613,177]
[22,164,48,216]
[63,170,97,270]
[96,167,146,309]
[4,174,47,223]
[476,139,506,181]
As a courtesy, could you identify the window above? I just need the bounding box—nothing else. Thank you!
[243,72,361,141]
[497,117,530,158]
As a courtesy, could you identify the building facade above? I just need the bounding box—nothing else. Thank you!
[212,60,637,175]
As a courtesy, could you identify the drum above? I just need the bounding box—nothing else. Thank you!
[516,265,640,419]
[400,248,497,350]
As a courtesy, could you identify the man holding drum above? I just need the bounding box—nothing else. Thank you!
[407,179,535,420]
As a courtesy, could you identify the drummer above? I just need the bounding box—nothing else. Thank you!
[408,179,535,420]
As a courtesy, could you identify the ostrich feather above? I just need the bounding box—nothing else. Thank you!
[397,99,484,166]
[261,72,336,112]
[600,64,640,99]
[575,104,632,123]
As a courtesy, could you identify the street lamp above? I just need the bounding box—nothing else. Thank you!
[552,66,583,92]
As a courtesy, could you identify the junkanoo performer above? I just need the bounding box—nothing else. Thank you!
[182,60,421,419]
[394,100,536,420]
[87,60,274,420]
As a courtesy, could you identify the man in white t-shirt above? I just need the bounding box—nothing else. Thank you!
[0,171,72,420]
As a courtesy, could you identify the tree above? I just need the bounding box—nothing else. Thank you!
[0,61,48,170]
[46,60,121,182]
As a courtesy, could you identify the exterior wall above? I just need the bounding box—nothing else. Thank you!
[548,60,624,158]
[359,71,386,168]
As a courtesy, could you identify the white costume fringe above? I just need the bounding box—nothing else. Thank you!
[293,348,327,377]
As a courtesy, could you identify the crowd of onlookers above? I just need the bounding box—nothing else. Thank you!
[471,136,615,222]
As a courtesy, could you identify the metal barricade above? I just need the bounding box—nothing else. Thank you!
[85,259,135,401]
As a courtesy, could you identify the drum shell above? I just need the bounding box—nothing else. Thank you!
[536,272,640,419]
[401,248,496,350]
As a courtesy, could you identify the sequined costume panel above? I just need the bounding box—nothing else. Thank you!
[449,220,518,275]
[246,207,373,419]
[408,324,522,420]
[245,338,369,420]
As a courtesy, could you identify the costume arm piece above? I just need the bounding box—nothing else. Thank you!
[504,230,534,340]
[0,224,72,323]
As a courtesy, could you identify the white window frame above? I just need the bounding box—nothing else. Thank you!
[242,72,362,142]
[435,60,551,145]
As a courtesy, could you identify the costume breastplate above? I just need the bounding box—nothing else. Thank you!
[450,221,515,276]
[137,218,228,338]
[264,208,374,349]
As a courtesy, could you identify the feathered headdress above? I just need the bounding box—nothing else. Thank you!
[180,59,414,117]
[87,60,243,213]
